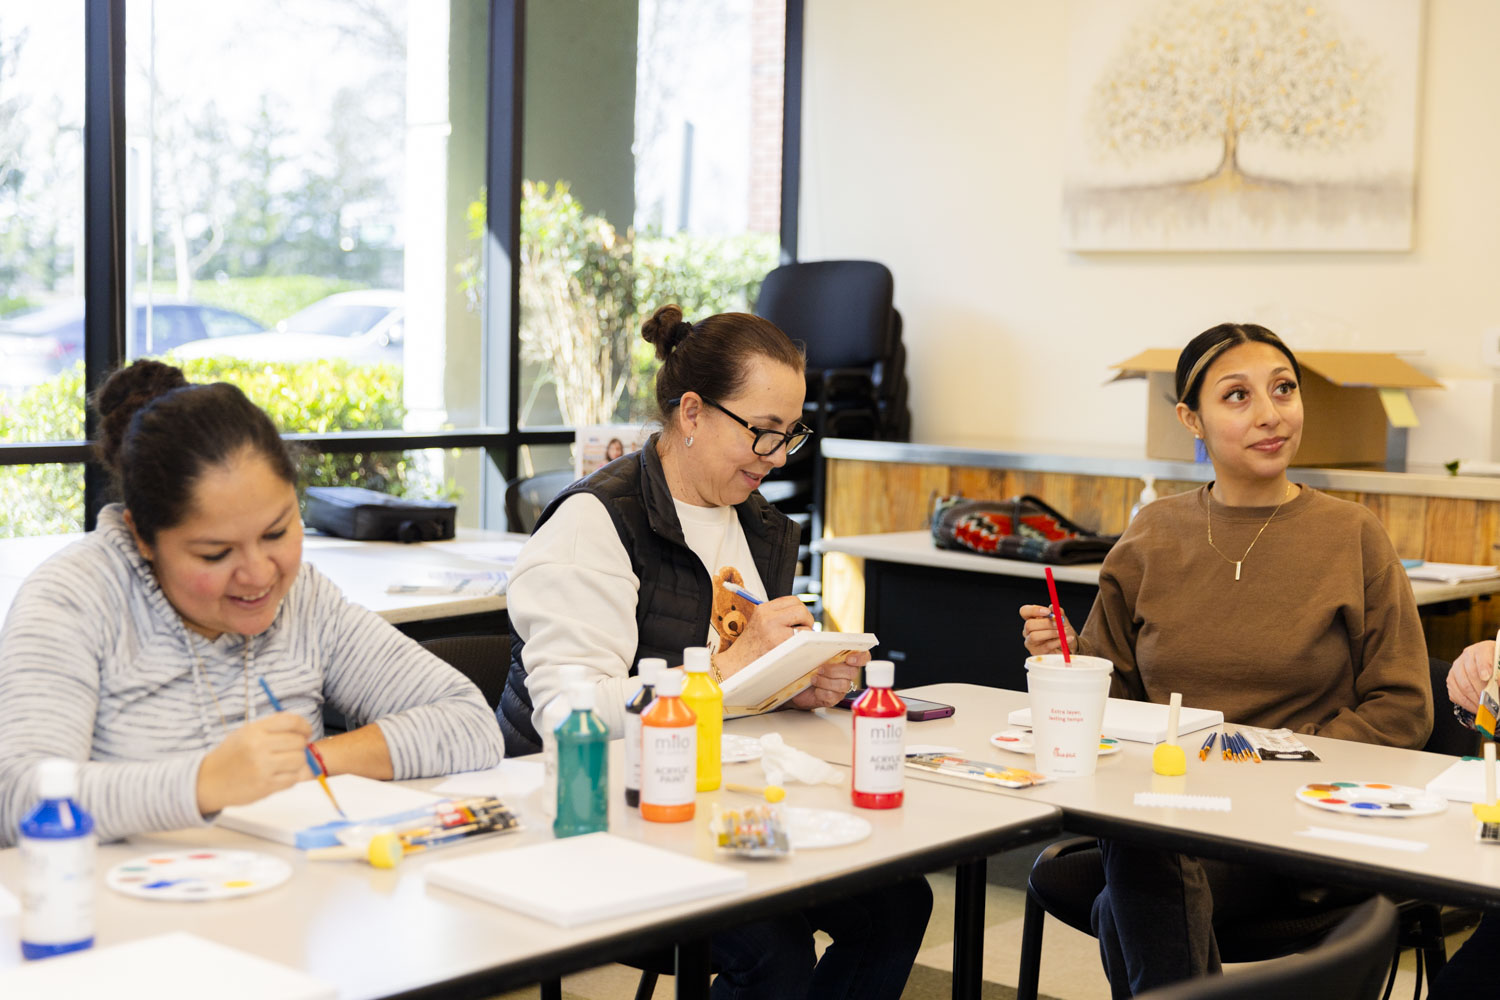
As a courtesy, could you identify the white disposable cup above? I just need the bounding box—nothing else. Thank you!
[1025,654,1113,778]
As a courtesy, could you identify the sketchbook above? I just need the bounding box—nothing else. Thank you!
[217,774,443,848]
[1008,697,1223,744]
[719,629,879,716]
[0,932,336,1000]
[424,832,747,927]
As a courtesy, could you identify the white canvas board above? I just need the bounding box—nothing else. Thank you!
[719,630,878,715]
[0,932,336,1000]
[217,774,442,846]
[423,832,747,927]
[1425,758,1494,804]
[1009,697,1223,744]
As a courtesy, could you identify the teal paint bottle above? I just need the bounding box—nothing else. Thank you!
[553,680,610,839]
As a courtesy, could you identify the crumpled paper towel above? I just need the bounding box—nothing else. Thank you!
[758,732,843,786]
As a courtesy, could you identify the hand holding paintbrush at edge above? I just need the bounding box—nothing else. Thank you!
[1019,604,1079,657]
[1446,636,1500,729]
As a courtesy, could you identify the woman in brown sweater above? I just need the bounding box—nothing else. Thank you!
[1019,323,1432,998]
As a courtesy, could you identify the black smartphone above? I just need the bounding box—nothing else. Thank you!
[833,690,956,721]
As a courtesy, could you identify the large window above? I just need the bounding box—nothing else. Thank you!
[516,0,785,434]
[0,0,798,537]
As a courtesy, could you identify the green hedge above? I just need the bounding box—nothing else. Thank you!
[0,356,430,538]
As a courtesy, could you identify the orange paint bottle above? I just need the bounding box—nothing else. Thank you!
[640,670,698,822]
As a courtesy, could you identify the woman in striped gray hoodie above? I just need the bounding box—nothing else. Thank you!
[0,361,503,846]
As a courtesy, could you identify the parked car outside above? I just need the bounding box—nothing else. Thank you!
[171,290,404,365]
[0,299,265,394]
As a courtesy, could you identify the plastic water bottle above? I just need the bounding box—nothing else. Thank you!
[540,664,588,820]
[624,657,667,808]
[1130,475,1158,521]
[553,681,610,839]
[19,759,95,960]
[851,660,906,809]
[640,670,697,823]
[679,646,723,791]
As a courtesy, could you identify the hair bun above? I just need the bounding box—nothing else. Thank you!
[641,304,695,361]
[92,360,190,474]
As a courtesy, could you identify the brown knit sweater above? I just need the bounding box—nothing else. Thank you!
[1078,485,1433,749]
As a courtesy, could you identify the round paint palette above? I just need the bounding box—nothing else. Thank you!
[721,734,764,763]
[991,730,1120,757]
[783,807,873,849]
[107,849,291,902]
[1294,782,1447,818]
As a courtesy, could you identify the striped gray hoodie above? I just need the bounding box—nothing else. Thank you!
[0,505,504,846]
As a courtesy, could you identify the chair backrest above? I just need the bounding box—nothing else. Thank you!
[420,634,511,711]
[754,260,895,370]
[1132,896,1398,1000]
[504,469,578,533]
[1425,657,1479,757]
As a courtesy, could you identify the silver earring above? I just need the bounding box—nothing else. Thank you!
[685,436,694,448]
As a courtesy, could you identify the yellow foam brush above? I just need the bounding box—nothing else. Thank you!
[1473,741,1500,824]
[1152,693,1187,776]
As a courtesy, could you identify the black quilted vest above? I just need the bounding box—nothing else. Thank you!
[497,436,800,755]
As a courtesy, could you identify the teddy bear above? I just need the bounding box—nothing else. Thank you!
[711,565,756,653]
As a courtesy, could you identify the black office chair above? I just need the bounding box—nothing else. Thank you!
[504,469,578,533]
[1132,895,1398,1000]
[319,634,510,737]
[419,634,510,711]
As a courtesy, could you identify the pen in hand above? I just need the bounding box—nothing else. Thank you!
[257,677,347,818]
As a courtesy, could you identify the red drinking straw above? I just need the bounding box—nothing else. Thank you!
[1044,566,1071,663]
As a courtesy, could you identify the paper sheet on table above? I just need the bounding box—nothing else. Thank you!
[0,931,336,999]
[1297,826,1428,853]
[434,759,545,798]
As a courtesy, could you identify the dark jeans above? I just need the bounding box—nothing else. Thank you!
[1428,911,1500,1000]
[708,877,934,1000]
[1091,840,1303,1000]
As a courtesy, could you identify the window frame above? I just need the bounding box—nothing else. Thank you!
[0,0,803,532]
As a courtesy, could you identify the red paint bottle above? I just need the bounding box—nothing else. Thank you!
[851,660,905,809]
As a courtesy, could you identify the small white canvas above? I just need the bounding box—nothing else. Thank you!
[1009,697,1223,744]
[719,630,878,716]
[217,774,442,846]
[0,932,336,1000]
[1425,758,1492,804]
[423,832,747,927]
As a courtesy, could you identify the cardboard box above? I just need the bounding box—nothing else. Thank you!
[1110,349,1442,467]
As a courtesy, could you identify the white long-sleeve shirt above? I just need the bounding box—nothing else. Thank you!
[507,493,766,735]
[0,505,505,846]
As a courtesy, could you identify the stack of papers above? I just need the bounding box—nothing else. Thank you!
[1404,562,1500,585]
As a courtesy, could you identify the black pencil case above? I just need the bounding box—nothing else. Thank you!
[303,486,456,543]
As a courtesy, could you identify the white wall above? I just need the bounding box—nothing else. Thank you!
[799,0,1500,453]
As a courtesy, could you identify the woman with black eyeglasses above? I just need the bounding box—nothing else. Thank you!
[501,304,932,1000]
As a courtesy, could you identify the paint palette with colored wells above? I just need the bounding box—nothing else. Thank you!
[990,730,1120,757]
[1295,782,1447,818]
[107,849,292,902]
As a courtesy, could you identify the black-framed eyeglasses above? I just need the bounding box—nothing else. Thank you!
[671,396,814,457]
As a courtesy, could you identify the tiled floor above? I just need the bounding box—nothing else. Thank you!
[495,841,1472,999]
